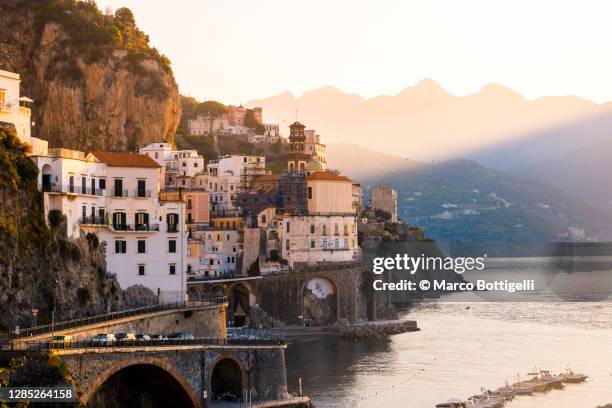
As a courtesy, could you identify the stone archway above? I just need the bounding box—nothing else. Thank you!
[228,283,253,327]
[187,286,202,301]
[85,358,200,408]
[301,276,337,326]
[209,356,245,403]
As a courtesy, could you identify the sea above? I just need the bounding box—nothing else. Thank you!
[285,257,612,408]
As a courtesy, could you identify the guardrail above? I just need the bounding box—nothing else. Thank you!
[10,336,285,351]
[9,298,227,341]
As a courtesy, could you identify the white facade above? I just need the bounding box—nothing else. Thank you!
[0,69,47,155]
[139,142,205,188]
[31,149,188,302]
[188,116,230,135]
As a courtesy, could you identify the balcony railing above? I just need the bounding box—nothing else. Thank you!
[80,216,108,226]
[42,184,105,196]
[134,189,151,198]
[111,189,128,198]
[112,223,160,232]
[167,224,179,233]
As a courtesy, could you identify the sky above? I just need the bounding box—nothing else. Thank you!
[97,0,612,104]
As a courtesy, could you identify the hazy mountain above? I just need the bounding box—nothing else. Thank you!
[325,143,610,242]
[326,143,416,181]
[248,80,608,163]
[510,137,612,215]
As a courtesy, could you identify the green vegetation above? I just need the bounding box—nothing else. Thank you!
[77,287,91,306]
[18,0,172,87]
[1,352,78,408]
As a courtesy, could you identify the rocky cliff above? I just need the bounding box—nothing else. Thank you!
[0,0,180,151]
[0,125,150,331]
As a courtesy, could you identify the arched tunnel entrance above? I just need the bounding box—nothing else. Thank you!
[88,364,196,408]
[229,283,251,327]
[210,358,243,403]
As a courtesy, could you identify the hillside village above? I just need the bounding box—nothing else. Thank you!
[0,68,420,327]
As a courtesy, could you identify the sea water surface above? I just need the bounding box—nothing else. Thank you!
[285,258,612,408]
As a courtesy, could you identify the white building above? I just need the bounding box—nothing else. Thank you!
[0,69,47,155]
[139,142,205,188]
[31,149,187,302]
[188,116,230,136]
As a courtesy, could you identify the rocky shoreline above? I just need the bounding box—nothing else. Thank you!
[336,319,419,340]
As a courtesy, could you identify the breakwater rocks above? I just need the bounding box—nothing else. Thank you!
[335,319,419,340]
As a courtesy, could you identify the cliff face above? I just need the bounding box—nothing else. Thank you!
[0,0,181,151]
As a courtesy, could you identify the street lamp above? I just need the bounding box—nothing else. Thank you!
[51,279,58,338]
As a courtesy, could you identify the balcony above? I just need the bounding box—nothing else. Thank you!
[111,189,128,198]
[43,184,104,196]
[80,216,108,226]
[112,223,160,232]
[134,189,151,198]
[167,224,179,233]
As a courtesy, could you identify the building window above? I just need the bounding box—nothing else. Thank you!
[169,264,176,275]
[168,239,177,253]
[311,240,315,249]
[322,225,327,235]
[69,175,75,193]
[344,225,348,235]
[137,239,146,253]
[115,240,127,254]
[286,239,290,250]
[335,224,339,235]
[155,152,159,159]
[113,179,124,197]
[137,179,146,198]
[81,176,87,194]
[99,178,106,190]
[344,239,348,248]
[310,224,315,234]
[286,222,290,233]
[307,186,312,199]
[138,264,145,275]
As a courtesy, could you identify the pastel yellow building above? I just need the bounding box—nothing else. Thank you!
[307,171,354,215]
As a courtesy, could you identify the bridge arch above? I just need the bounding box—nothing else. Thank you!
[209,354,246,403]
[84,357,200,408]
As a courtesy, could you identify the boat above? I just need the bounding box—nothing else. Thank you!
[518,371,551,392]
[539,370,564,389]
[489,383,521,398]
[465,394,506,408]
[558,368,588,383]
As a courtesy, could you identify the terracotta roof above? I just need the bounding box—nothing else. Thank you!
[90,151,160,168]
[307,171,352,182]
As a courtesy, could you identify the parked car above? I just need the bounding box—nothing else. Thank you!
[168,332,194,340]
[50,335,72,345]
[115,333,136,341]
[150,334,167,340]
[92,334,116,344]
[135,334,151,341]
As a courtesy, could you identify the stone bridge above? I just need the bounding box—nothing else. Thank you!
[54,344,289,407]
